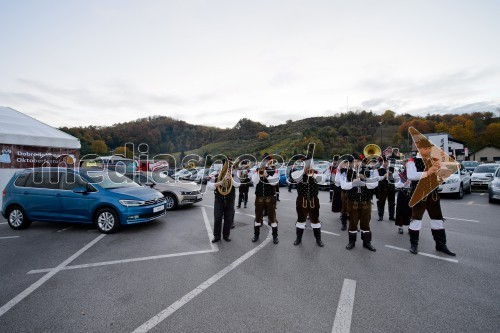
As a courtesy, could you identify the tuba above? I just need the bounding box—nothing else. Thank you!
[363,144,382,158]
[216,160,233,196]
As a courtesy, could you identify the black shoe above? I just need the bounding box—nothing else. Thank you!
[273,237,279,244]
[389,217,396,221]
[341,224,347,231]
[346,233,356,250]
[211,238,221,243]
[436,245,456,256]
[244,205,247,208]
[346,242,355,250]
[236,205,241,209]
[316,239,324,247]
[398,227,404,234]
[410,243,418,254]
[363,242,376,251]
[294,238,301,245]
[230,224,235,229]
[252,235,259,242]
[377,216,383,221]
[223,236,231,242]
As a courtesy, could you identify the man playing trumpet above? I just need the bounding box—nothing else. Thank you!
[341,153,379,251]
[292,159,324,247]
[251,159,280,244]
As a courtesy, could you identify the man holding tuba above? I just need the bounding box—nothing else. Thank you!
[251,158,280,244]
[207,159,240,243]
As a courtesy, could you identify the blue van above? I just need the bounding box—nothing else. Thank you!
[1,168,166,233]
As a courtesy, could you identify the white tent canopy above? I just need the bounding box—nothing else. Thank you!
[0,106,80,149]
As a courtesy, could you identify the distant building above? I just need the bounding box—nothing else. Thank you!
[0,106,81,207]
[411,132,467,160]
[472,146,500,163]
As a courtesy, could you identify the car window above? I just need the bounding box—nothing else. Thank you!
[83,170,140,189]
[62,172,90,190]
[25,171,61,189]
[14,172,30,187]
[474,165,500,173]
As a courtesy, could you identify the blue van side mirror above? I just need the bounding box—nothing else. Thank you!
[73,186,88,194]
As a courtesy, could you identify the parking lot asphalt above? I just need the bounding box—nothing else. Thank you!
[1,188,499,332]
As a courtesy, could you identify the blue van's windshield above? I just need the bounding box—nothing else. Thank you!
[82,170,140,189]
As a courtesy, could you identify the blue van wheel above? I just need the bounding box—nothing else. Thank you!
[95,208,120,234]
[7,206,31,230]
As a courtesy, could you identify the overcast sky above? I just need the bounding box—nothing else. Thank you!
[1,0,499,129]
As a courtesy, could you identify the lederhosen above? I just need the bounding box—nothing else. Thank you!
[296,174,320,224]
[376,167,396,219]
[254,173,277,226]
[346,169,373,232]
[410,158,444,221]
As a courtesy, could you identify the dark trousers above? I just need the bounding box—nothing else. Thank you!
[377,188,395,218]
[347,200,372,232]
[238,189,249,206]
[214,197,235,238]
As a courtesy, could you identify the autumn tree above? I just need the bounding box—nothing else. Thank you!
[90,140,108,155]
[257,131,269,140]
[114,146,134,159]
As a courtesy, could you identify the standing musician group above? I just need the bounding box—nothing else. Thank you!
[206,136,457,257]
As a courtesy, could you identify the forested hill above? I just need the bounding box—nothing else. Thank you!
[60,111,499,160]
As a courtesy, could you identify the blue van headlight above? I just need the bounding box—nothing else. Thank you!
[119,200,145,207]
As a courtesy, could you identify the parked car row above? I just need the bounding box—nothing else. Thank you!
[1,167,204,234]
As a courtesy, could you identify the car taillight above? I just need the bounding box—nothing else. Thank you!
[2,189,6,197]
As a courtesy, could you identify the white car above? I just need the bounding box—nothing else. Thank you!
[313,162,331,190]
[438,164,471,199]
[471,163,500,191]
[136,171,203,210]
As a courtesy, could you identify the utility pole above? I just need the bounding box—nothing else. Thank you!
[378,121,383,147]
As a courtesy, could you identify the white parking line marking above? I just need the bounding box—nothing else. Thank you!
[132,228,273,333]
[444,217,480,223]
[332,279,356,333]
[201,207,218,251]
[451,202,489,207]
[321,230,340,236]
[57,227,73,233]
[0,236,20,240]
[385,245,459,263]
[27,249,216,274]
[0,222,7,225]
[0,234,106,318]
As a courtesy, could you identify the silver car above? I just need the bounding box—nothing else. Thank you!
[488,167,500,203]
[132,171,203,210]
[471,163,500,192]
